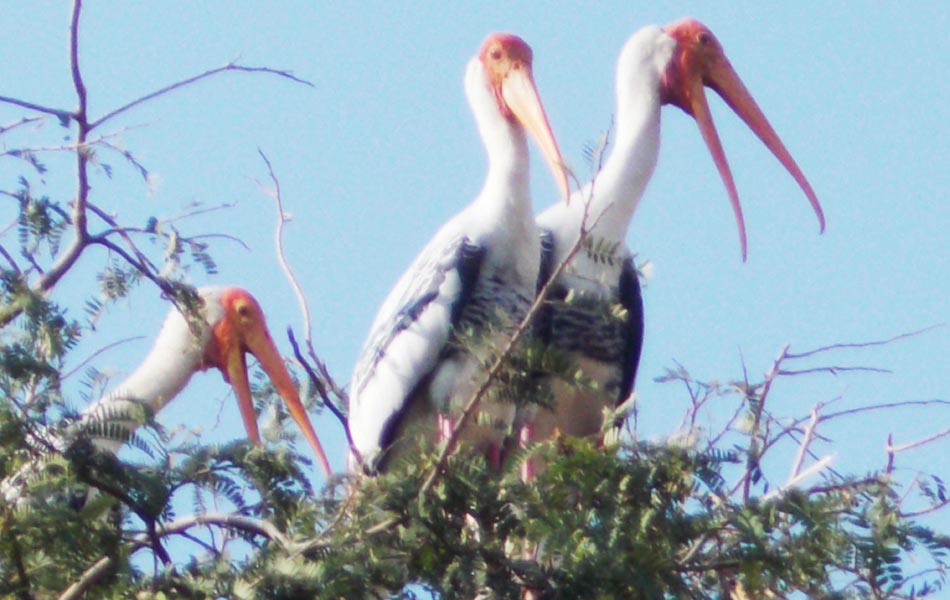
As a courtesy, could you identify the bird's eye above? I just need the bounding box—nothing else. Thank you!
[698,32,711,46]
[490,49,503,60]
[236,303,251,318]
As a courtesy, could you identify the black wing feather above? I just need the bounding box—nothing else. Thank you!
[616,257,644,405]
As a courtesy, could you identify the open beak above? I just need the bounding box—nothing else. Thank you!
[502,65,571,204]
[663,18,825,260]
[214,311,332,478]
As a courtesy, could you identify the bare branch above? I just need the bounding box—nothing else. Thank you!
[86,202,159,273]
[256,149,351,451]
[777,366,891,377]
[60,512,292,600]
[162,201,239,225]
[0,95,72,124]
[0,244,21,273]
[69,1,88,120]
[5,0,98,331]
[784,326,943,360]
[0,115,45,136]
[886,427,950,476]
[60,335,146,381]
[823,398,950,422]
[288,328,351,450]
[255,148,313,341]
[90,62,314,130]
[737,344,789,501]
[790,404,822,480]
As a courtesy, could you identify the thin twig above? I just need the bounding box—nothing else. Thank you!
[60,336,146,381]
[823,398,950,422]
[0,244,21,273]
[738,344,789,501]
[790,403,824,479]
[255,150,350,439]
[59,512,291,600]
[784,326,942,360]
[0,1,92,329]
[0,95,72,124]
[886,427,950,462]
[777,366,891,377]
[0,128,135,159]
[762,454,836,502]
[255,148,312,340]
[0,115,45,136]
[91,62,314,130]
[162,201,239,225]
[288,328,351,447]
[85,201,160,273]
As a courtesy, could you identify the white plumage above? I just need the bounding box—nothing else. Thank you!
[348,33,568,472]
[3,286,330,505]
[528,19,826,450]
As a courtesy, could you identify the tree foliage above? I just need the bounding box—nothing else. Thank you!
[2,3,948,599]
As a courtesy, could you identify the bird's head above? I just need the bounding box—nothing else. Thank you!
[659,17,825,260]
[477,32,571,203]
[200,287,330,475]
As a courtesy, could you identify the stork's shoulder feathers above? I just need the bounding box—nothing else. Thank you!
[348,220,486,463]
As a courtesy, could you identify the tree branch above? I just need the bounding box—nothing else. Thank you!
[90,62,314,130]
[0,95,72,124]
[59,512,291,600]
[783,326,942,360]
[255,148,313,341]
[0,115,45,136]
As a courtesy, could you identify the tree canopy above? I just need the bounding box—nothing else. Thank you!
[2,3,948,598]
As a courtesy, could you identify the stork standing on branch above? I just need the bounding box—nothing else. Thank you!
[347,33,569,473]
[526,18,826,461]
[2,286,332,505]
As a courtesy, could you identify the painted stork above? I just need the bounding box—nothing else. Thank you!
[2,286,331,505]
[347,33,569,473]
[527,18,825,450]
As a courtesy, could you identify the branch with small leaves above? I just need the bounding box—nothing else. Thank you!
[0,0,314,330]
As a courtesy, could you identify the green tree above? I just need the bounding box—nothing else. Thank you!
[2,3,948,598]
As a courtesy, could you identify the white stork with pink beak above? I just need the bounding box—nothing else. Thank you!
[347,33,569,473]
[527,18,825,459]
[3,286,331,505]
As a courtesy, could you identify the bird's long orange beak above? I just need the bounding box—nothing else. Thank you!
[503,65,571,204]
[209,289,332,477]
[662,18,825,261]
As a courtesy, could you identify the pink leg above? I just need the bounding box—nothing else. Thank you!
[519,421,536,482]
[438,413,453,443]
[520,420,542,600]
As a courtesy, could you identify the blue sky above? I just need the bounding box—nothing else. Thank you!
[1,1,947,529]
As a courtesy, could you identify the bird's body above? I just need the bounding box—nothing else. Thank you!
[529,27,667,442]
[2,286,331,505]
[527,20,825,447]
[347,33,568,473]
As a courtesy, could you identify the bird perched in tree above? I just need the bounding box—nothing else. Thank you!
[2,286,331,505]
[347,33,569,473]
[525,18,825,465]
